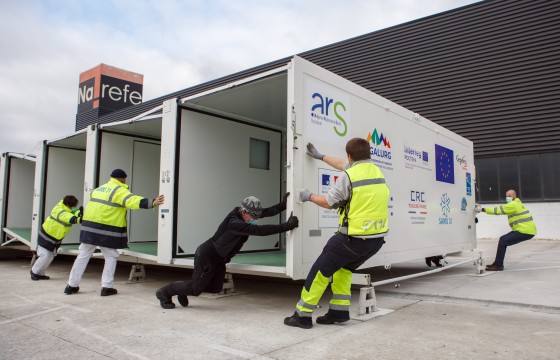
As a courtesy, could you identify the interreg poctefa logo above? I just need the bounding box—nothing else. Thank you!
[310,92,347,137]
[367,129,391,159]
[404,145,429,165]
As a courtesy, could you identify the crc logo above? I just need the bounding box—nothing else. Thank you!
[456,155,468,171]
[410,191,425,202]
[311,92,347,137]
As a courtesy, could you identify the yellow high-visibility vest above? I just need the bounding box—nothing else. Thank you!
[338,162,390,237]
[484,198,536,235]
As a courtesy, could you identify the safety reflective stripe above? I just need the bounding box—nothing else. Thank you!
[296,310,313,317]
[107,186,120,203]
[331,294,351,301]
[81,225,127,238]
[329,304,350,311]
[49,215,71,227]
[508,210,530,219]
[510,217,534,226]
[38,232,58,245]
[297,299,316,310]
[89,198,125,208]
[351,178,386,187]
[121,193,133,207]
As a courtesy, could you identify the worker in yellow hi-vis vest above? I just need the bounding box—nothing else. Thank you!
[31,195,82,280]
[475,189,536,271]
[284,138,389,329]
[64,169,164,297]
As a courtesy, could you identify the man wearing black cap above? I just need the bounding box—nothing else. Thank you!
[155,193,298,309]
[64,169,165,296]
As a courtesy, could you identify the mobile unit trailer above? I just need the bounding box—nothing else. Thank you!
[156,56,476,280]
[1,152,36,247]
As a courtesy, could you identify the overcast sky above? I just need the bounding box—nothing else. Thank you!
[0,0,480,156]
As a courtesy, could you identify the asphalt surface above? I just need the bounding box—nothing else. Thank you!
[0,239,558,360]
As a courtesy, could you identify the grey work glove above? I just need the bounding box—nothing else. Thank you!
[306,143,324,160]
[280,192,290,210]
[299,189,312,202]
[474,204,483,213]
[282,212,299,231]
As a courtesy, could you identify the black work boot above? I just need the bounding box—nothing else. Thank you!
[316,311,350,325]
[156,285,176,309]
[100,287,118,296]
[284,311,312,329]
[64,284,79,295]
[177,294,189,307]
[30,270,50,280]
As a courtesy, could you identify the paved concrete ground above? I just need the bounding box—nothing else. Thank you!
[0,239,559,360]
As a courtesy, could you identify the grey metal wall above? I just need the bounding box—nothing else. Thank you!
[90,0,559,158]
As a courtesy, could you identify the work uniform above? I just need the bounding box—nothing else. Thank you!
[161,202,290,298]
[68,178,153,289]
[32,200,81,276]
[295,160,389,321]
[484,198,536,267]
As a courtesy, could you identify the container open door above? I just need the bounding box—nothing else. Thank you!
[1,153,36,247]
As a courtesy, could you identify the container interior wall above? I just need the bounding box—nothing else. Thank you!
[44,147,85,245]
[98,132,161,252]
[176,110,284,256]
[5,158,35,235]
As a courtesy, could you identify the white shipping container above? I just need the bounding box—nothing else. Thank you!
[29,56,476,280]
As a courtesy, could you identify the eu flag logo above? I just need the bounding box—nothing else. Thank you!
[435,144,454,184]
[422,151,429,163]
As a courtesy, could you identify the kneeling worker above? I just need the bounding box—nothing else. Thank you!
[31,195,82,280]
[155,193,298,309]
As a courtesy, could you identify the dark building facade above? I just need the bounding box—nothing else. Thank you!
[90,0,560,203]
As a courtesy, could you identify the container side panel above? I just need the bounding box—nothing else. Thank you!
[291,56,475,278]
[176,110,282,255]
[157,99,177,264]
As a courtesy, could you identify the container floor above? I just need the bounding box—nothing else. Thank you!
[3,227,31,241]
[60,241,286,267]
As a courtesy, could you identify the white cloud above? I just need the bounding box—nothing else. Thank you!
[0,0,479,155]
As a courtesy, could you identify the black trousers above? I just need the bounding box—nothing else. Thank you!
[168,240,226,296]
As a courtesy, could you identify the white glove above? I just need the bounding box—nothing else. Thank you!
[474,204,483,213]
[299,189,313,202]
